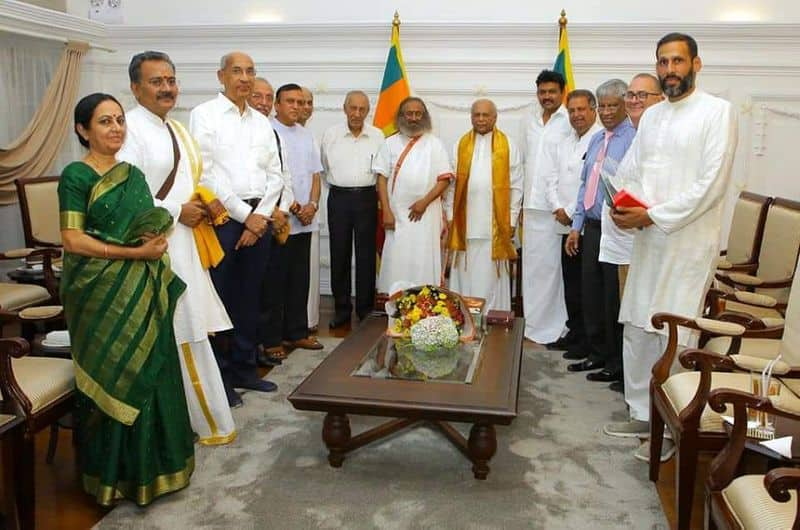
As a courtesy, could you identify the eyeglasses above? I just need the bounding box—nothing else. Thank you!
[624,91,660,101]
[146,77,178,89]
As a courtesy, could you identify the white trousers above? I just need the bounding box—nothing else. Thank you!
[449,239,511,311]
[622,324,689,422]
[522,210,567,343]
[307,229,320,329]
[177,339,236,445]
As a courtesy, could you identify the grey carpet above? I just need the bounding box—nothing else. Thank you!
[96,337,666,529]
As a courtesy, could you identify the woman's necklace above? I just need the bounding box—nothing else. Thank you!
[84,152,116,174]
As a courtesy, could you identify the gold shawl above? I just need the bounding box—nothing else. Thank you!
[168,119,227,269]
[448,128,516,261]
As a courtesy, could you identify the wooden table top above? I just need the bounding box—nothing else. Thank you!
[288,316,525,425]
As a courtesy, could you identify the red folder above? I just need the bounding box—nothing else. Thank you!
[612,189,648,209]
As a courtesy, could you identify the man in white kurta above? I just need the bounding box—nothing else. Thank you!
[447,99,522,310]
[521,70,573,344]
[605,35,738,460]
[543,90,602,358]
[375,97,453,293]
[118,51,236,444]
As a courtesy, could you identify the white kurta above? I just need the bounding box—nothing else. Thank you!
[447,131,523,310]
[374,133,453,294]
[521,106,573,343]
[616,90,738,421]
[118,104,236,445]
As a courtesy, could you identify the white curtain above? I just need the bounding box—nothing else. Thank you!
[0,32,75,274]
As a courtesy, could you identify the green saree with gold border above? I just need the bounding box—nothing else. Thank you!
[58,161,194,506]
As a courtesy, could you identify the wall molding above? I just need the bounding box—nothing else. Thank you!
[0,0,109,48]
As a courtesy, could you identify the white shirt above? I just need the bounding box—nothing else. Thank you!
[448,130,524,238]
[542,122,603,234]
[617,89,738,338]
[321,122,384,187]
[189,93,283,223]
[521,104,572,211]
[271,118,323,234]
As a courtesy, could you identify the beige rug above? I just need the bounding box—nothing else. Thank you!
[96,337,666,529]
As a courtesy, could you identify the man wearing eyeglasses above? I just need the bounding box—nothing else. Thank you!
[607,34,738,463]
[599,74,664,396]
[190,52,284,405]
[119,51,237,443]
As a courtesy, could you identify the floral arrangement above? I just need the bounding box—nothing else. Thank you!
[410,315,460,352]
[390,285,466,337]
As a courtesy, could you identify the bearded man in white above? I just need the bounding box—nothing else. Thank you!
[603,34,738,464]
[447,99,522,309]
[118,51,235,445]
[375,97,453,293]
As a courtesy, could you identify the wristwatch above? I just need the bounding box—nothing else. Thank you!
[309,200,318,211]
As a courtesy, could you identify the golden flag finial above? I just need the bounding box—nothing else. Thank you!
[559,9,568,30]
[393,11,401,27]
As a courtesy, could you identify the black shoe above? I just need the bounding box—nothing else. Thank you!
[609,380,624,393]
[224,383,243,408]
[545,337,572,350]
[567,359,605,372]
[257,351,282,367]
[586,368,621,382]
[329,315,351,329]
[562,349,586,360]
[229,375,278,393]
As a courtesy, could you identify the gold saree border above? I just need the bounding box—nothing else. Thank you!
[74,362,139,425]
[87,162,130,208]
[60,210,85,230]
[180,342,221,439]
[82,455,194,507]
[198,430,238,446]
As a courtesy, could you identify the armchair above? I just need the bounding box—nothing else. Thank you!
[717,191,772,272]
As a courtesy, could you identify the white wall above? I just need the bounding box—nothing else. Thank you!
[3,1,800,291]
[65,0,800,24]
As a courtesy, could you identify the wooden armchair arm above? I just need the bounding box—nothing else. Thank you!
[0,338,33,416]
[707,389,770,491]
[1,247,62,300]
[764,469,800,516]
[716,261,758,273]
[0,248,37,260]
[673,349,738,426]
[651,312,744,383]
[720,272,794,292]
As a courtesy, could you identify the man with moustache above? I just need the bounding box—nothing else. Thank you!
[248,77,295,366]
[565,80,636,389]
[321,90,384,327]
[262,83,324,352]
[605,34,738,464]
[118,51,236,443]
[447,99,522,310]
[541,89,602,361]
[374,97,453,292]
[190,52,284,404]
[599,74,664,394]
[521,70,573,346]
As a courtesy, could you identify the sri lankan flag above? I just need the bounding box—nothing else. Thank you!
[373,17,410,137]
[553,22,575,103]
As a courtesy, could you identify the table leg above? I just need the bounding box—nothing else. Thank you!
[322,413,351,468]
[468,423,497,480]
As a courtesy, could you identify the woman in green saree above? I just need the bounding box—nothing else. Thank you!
[59,93,194,506]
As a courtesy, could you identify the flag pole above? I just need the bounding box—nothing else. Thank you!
[393,10,400,28]
[559,9,567,36]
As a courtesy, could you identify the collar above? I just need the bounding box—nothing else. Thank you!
[135,104,168,127]
[344,123,374,138]
[605,117,634,137]
[216,92,252,117]
[666,88,700,108]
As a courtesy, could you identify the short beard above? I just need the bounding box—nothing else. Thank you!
[396,114,431,137]
[660,69,695,98]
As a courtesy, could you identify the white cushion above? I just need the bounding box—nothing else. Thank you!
[724,300,784,320]
[10,357,74,413]
[705,337,783,361]
[721,474,797,530]
[662,372,753,432]
[0,283,50,311]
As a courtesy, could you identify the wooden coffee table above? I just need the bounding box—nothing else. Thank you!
[288,316,524,479]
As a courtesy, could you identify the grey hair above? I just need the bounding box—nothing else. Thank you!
[254,76,272,86]
[128,51,175,83]
[219,53,232,70]
[344,90,370,108]
[596,79,628,100]
[631,72,662,93]
[566,89,596,109]
[470,98,497,114]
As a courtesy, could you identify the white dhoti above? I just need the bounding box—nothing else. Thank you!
[522,209,567,343]
[177,339,237,444]
[307,229,320,328]
[449,239,511,311]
